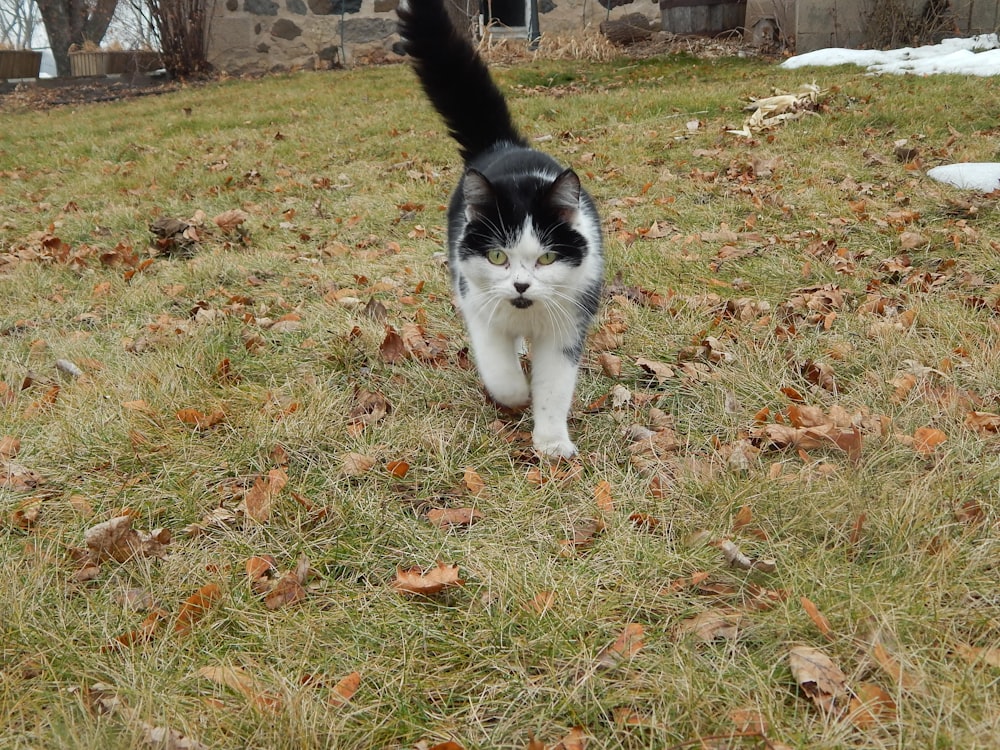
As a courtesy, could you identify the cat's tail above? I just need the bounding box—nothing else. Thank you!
[396,0,528,163]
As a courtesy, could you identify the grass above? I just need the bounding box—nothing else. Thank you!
[2,49,999,750]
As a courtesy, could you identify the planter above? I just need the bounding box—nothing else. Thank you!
[0,49,42,80]
[69,49,163,77]
[69,50,111,76]
[659,0,747,35]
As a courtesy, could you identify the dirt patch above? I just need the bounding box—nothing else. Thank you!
[0,73,185,112]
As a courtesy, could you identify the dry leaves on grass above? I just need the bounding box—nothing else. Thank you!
[246,555,312,610]
[595,623,644,669]
[241,467,288,523]
[391,562,463,596]
[110,583,222,648]
[197,664,282,711]
[83,515,171,565]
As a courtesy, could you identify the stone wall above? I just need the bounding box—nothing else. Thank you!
[207,0,663,73]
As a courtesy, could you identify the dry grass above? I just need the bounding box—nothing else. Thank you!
[1,51,999,750]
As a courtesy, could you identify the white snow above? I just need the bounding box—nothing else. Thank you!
[782,35,1000,192]
[926,163,1000,192]
[781,34,1000,76]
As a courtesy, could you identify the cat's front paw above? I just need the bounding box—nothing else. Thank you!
[485,381,530,410]
[533,434,578,459]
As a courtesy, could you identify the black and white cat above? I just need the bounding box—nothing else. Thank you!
[396,0,604,458]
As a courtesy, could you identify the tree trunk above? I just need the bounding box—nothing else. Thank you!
[35,0,119,76]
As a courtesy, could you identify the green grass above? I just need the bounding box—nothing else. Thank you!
[2,52,999,750]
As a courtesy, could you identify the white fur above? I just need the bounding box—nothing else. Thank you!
[454,214,603,458]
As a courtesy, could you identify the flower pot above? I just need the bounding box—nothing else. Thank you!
[0,50,42,80]
[69,50,111,76]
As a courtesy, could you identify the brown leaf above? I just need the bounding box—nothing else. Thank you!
[174,583,223,634]
[462,466,487,496]
[328,671,361,707]
[391,562,463,596]
[263,571,308,610]
[551,726,587,750]
[871,638,920,691]
[176,408,226,430]
[84,516,170,563]
[966,411,1000,433]
[954,643,1000,668]
[524,590,556,615]
[11,497,41,529]
[385,459,410,478]
[197,665,282,711]
[379,327,408,363]
[801,597,834,641]
[342,452,375,477]
[426,507,483,528]
[558,518,605,556]
[212,209,249,232]
[913,426,947,455]
[597,352,621,378]
[0,435,20,459]
[678,610,744,642]
[635,357,674,384]
[110,608,168,649]
[788,645,851,715]
[243,468,287,523]
[593,480,614,513]
[596,623,644,669]
[1,461,43,490]
[848,682,897,728]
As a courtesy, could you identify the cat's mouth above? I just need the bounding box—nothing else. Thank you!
[510,296,533,309]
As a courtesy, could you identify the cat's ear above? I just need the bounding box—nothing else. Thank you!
[546,169,582,222]
[463,169,496,221]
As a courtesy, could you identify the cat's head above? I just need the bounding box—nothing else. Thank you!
[455,168,596,309]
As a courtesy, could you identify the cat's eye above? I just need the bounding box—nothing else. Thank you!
[537,251,558,266]
[487,249,508,266]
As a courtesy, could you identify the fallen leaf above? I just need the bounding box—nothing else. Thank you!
[0,435,21,459]
[176,408,226,430]
[593,480,614,513]
[965,411,1000,433]
[197,664,281,711]
[954,643,1000,668]
[84,516,170,563]
[597,352,621,377]
[524,591,556,615]
[717,538,776,573]
[212,209,249,232]
[871,638,920,691]
[328,671,361,706]
[462,466,487,495]
[391,562,463,596]
[426,507,483,528]
[174,583,223,634]
[386,459,410,478]
[551,726,587,750]
[678,610,744,642]
[788,645,851,715]
[801,597,834,641]
[913,426,947,455]
[635,357,674,384]
[558,518,605,556]
[342,452,375,477]
[243,468,287,523]
[379,327,408,363]
[848,682,897,728]
[596,623,644,669]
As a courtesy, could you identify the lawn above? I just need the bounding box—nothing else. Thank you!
[1,45,999,750]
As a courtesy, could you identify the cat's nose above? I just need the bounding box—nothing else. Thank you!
[514,281,530,294]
